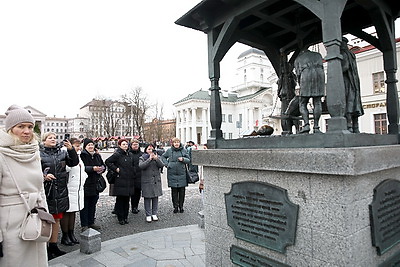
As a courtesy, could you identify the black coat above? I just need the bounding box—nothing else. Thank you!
[40,146,79,214]
[80,149,106,197]
[105,148,135,196]
[129,148,143,189]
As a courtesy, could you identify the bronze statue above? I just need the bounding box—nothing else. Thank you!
[341,37,364,133]
[278,52,298,134]
[294,49,325,134]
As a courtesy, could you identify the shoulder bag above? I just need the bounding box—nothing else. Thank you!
[106,169,117,184]
[186,164,199,184]
[96,175,107,192]
[7,164,55,242]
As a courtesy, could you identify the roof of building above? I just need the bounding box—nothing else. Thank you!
[238,48,266,59]
[80,98,115,109]
[174,88,269,105]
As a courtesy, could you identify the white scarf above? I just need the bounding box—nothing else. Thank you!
[0,130,40,163]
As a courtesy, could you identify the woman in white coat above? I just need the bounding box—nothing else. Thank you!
[60,138,87,245]
[0,105,48,266]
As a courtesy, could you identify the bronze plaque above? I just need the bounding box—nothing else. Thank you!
[225,181,299,253]
[369,179,400,255]
[230,245,290,267]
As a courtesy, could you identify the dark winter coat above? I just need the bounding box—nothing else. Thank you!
[139,153,164,198]
[80,149,106,197]
[129,148,143,189]
[40,145,79,214]
[161,144,190,188]
[105,148,135,196]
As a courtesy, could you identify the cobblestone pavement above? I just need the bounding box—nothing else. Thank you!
[59,187,203,254]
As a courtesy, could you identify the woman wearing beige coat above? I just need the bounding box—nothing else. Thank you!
[0,105,48,266]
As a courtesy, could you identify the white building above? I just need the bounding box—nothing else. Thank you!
[174,48,279,145]
[67,116,90,140]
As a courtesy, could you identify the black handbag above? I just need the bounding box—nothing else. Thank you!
[186,165,199,184]
[106,169,117,184]
[96,175,107,192]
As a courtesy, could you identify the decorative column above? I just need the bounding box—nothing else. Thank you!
[192,108,197,142]
[202,108,208,144]
[186,108,191,143]
[248,108,254,130]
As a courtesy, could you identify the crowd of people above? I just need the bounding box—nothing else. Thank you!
[0,104,202,266]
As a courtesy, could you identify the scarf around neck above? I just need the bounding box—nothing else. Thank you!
[0,130,40,163]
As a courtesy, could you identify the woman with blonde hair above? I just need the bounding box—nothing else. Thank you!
[40,132,79,260]
[161,137,190,213]
[0,105,48,266]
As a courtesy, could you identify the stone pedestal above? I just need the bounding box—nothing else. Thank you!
[80,228,101,254]
[193,145,400,266]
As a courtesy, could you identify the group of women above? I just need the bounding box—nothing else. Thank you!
[0,105,193,266]
[105,137,191,224]
[42,135,106,259]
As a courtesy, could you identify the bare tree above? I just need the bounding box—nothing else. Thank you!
[121,87,149,139]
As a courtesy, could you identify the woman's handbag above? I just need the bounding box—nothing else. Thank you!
[96,175,107,192]
[186,165,199,184]
[19,207,55,242]
[5,161,55,242]
[106,169,117,184]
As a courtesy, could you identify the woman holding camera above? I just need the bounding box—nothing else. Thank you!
[139,144,164,223]
[41,132,79,260]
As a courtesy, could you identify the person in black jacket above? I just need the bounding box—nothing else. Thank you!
[79,138,106,232]
[129,139,143,214]
[41,132,79,260]
[105,139,135,225]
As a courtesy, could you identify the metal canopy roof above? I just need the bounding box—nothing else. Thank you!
[176,0,400,148]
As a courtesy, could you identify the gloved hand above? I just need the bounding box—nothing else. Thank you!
[0,242,3,257]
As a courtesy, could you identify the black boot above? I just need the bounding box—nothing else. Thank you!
[68,230,79,244]
[48,243,66,260]
[61,232,73,246]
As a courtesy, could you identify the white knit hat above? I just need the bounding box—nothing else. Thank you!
[5,105,35,131]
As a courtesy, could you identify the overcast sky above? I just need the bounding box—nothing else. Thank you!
[0,1,398,119]
[0,0,249,119]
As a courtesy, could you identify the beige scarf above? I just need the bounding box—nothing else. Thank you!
[0,130,39,163]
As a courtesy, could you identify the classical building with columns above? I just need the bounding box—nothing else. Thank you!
[174,48,279,145]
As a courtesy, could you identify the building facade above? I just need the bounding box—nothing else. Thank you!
[174,48,279,145]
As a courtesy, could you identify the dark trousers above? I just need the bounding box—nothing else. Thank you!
[171,187,185,209]
[80,195,99,227]
[130,187,142,210]
[115,195,130,221]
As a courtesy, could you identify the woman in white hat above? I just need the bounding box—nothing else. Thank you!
[0,105,49,266]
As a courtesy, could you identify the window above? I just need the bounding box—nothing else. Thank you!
[228,114,233,123]
[228,133,233,139]
[374,113,387,134]
[373,72,385,94]
[222,114,226,122]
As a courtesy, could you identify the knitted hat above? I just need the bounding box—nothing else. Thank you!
[5,105,35,131]
[83,138,94,149]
